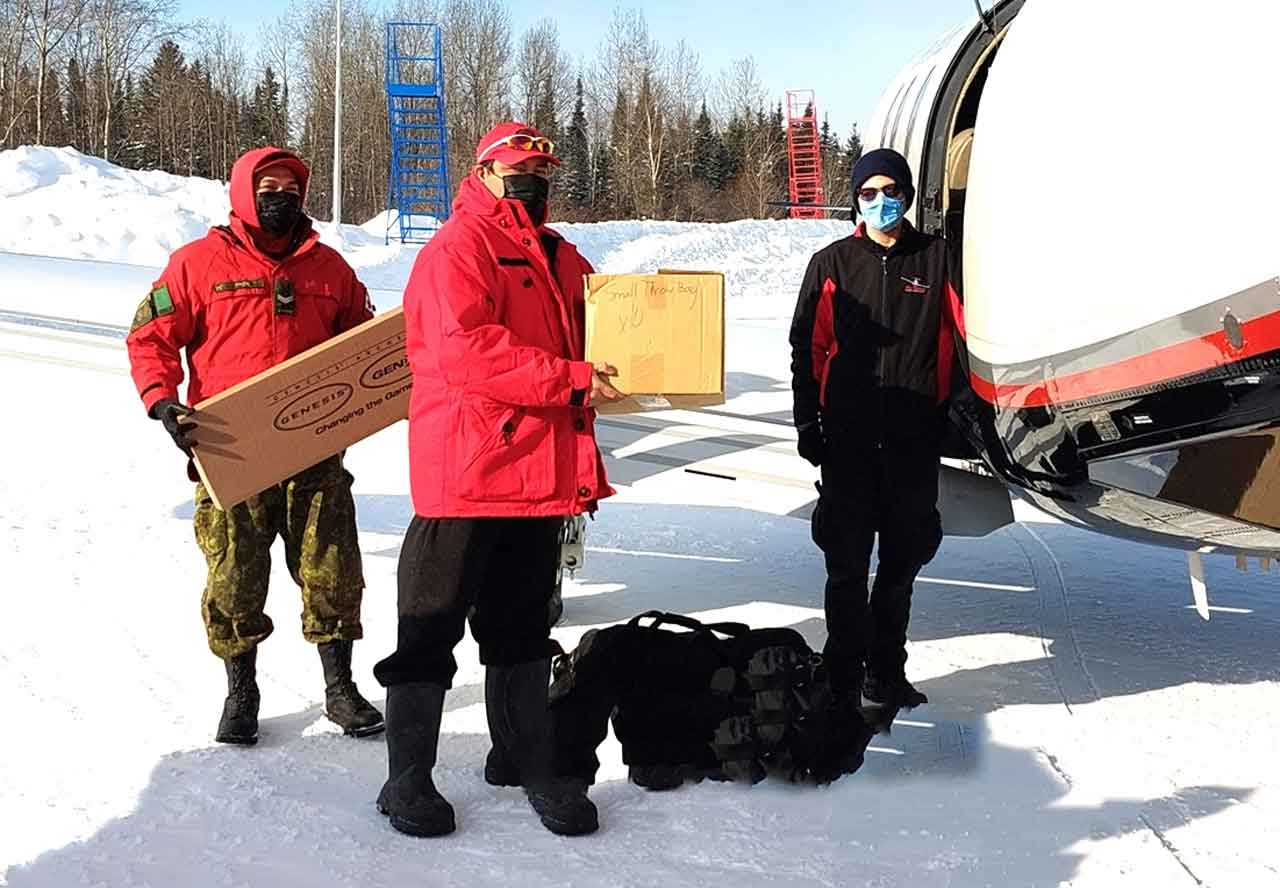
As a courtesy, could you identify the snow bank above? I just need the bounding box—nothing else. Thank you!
[0,146,230,266]
[0,147,849,322]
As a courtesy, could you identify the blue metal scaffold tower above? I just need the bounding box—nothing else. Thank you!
[385,22,451,243]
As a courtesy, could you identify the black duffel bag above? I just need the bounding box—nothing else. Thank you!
[549,611,874,788]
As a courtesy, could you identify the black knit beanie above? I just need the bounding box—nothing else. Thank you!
[850,148,915,211]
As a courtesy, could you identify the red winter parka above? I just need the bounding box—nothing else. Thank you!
[126,147,373,416]
[403,175,614,518]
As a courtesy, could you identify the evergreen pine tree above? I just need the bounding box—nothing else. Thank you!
[609,87,632,217]
[770,102,787,189]
[110,73,132,164]
[692,100,723,189]
[561,77,591,208]
[65,58,90,152]
[130,40,188,171]
[187,61,212,177]
[818,113,842,206]
[39,66,67,146]
[252,66,286,147]
[533,77,557,142]
[844,124,863,169]
[592,136,614,217]
[721,112,746,184]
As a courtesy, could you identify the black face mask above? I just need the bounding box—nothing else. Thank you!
[255,191,303,236]
[501,174,550,225]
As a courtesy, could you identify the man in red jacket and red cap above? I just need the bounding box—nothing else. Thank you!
[126,146,384,746]
[373,122,623,839]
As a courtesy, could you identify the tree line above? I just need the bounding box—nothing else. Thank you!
[1,0,864,225]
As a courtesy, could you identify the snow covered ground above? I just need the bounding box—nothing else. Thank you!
[2,148,1278,887]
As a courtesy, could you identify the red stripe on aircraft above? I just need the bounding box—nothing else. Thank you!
[971,308,1280,409]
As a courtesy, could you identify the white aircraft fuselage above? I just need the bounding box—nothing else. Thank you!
[869,0,1280,556]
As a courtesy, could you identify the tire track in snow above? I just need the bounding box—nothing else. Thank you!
[1009,522,1101,714]
[1014,526,1215,886]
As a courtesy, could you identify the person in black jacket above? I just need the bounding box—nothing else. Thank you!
[790,148,964,711]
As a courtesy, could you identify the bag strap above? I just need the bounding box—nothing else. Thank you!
[628,610,749,638]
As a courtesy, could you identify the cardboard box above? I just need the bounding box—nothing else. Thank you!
[584,271,725,415]
[190,308,410,510]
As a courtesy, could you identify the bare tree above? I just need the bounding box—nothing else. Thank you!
[716,55,767,125]
[89,0,178,159]
[513,18,571,131]
[0,0,36,146]
[441,0,511,185]
[589,8,658,218]
[257,12,296,143]
[661,39,701,218]
[633,69,664,216]
[29,0,85,143]
[717,56,783,218]
[194,19,248,178]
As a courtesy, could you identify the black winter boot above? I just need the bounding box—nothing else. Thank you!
[629,764,684,791]
[318,640,385,737]
[376,682,456,837]
[484,665,521,787]
[487,660,598,836]
[862,671,928,709]
[215,650,260,746]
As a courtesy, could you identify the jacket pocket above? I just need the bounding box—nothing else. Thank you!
[455,397,556,502]
[296,289,341,333]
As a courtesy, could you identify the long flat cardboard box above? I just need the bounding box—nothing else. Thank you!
[190,308,409,510]
[585,270,726,415]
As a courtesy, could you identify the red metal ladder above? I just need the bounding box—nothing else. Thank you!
[785,90,826,219]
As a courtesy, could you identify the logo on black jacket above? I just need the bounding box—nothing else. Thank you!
[901,276,930,295]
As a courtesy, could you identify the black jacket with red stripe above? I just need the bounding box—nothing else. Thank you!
[790,223,964,448]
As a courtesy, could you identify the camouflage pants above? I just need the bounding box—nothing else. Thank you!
[194,455,365,659]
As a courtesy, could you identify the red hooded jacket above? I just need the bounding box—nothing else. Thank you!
[403,175,613,518]
[126,147,374,416]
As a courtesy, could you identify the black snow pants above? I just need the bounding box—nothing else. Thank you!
[373,516,562,688]
[812,439,943,694]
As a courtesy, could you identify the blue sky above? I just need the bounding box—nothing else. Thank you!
[180,0,979,136]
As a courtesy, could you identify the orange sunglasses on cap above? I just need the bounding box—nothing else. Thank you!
[476,132,556,163]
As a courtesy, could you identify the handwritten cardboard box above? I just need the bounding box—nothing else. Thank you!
[584,271,725,415]
[190,308,410,509]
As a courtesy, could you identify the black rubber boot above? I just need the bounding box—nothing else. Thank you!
[215,650,260,746]
[376,682,456,837]
[318,640,385,737]
[862,671,928,709]
[487,660,598,836]
[484,665,521,787]
[629,764,684,791]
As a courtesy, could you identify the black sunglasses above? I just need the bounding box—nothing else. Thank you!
[856,183,904,202]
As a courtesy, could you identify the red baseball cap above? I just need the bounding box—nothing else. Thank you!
[474,121,560,167]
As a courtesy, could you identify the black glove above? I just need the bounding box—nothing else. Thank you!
[797,420,825,467]
[151,398,198,456]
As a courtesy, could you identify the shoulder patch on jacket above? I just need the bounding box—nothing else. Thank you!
[151,283,174,316]
[130,283,174,332]
[129,296,154,332]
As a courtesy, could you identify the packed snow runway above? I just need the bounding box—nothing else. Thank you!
[2,148,1279,886]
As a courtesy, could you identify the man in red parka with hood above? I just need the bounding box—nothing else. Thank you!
[126,146,384,747]
[372,123,623,839]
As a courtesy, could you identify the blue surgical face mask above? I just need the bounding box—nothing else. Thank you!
[858,193,905,232]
